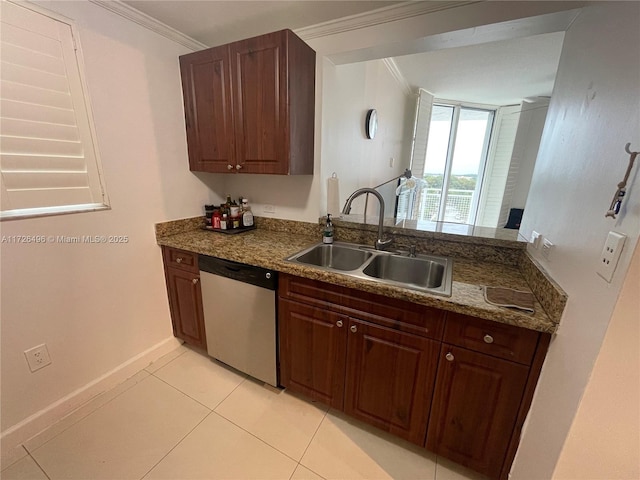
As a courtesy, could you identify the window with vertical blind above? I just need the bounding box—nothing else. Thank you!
[0,0,108,220]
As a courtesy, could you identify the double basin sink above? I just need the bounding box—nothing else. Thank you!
[286,242,453,296]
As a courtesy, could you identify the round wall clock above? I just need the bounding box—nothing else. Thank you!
[365,109,378,139]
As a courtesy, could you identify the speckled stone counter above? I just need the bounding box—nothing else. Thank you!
[156,217,563,334]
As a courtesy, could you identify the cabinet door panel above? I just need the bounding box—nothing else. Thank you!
[165,267,207,349]
[231,31,287,174]
[426,345,528,478]
[180,46,234,172]
[344,319,439,445]
[279,299,346,409]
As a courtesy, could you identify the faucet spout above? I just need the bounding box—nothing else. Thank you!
[341,188,393,250]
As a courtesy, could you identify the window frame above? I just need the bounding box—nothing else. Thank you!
[0,0,110,221]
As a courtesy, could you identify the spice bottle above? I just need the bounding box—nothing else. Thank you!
[212,209,222,229]
[242,199,254,227]
[220,213,228,230]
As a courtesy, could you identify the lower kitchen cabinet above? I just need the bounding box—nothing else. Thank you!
[344,318,439,445]
[161,246,207,350]
[425,345,529,478]
[279,299,347,409]
[279,298,439,445]
[278,274,550,480]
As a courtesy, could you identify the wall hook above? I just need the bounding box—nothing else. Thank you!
[606,143,638,218]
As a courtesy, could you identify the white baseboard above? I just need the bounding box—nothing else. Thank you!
[1,336,182,468]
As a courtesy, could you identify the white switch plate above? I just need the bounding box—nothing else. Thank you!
[530,231,541,249]
[24,344,51,372]
[597,231,626,282]
[541,238,554,260]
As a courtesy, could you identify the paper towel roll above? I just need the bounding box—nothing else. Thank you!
[327,172,340,216]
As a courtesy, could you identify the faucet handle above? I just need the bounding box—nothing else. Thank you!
[409,245,417,257]
[375,238,394,250]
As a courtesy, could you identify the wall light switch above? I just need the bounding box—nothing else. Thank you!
[597,231,626,282]
[541,238,554,260]
[530,231,541,249]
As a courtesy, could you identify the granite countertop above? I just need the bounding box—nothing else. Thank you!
[157,225,557,334]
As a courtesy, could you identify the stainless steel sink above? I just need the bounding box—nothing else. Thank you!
[362,254,445,289]
[292,243,372,271]
[286,242,452,296]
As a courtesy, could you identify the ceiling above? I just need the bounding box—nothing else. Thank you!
[122,1,566,106]
[123,1,400,46]
[391,32,565,105]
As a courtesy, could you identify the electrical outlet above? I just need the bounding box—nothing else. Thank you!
[263,204,276,214]
[530,231,541,249]
[541,238,554,260]
[24,344,51,372]
[597,231,626,282]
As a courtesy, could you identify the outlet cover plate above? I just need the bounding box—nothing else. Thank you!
[530,231,541,249]
[541,238,554,260]
[24,344,51,372]
[597,231,626,282]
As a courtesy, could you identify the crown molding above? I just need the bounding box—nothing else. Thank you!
[88,0,208,51]
[295,1,478,40]
[382,58,413,97]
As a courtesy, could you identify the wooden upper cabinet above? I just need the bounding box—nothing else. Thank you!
[180,46,235,172]
[180,29,315,175]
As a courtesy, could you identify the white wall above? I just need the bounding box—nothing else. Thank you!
[0,0,221,460]
[514,3,640,478]
[321,59,414,217]
[552,240,640,479]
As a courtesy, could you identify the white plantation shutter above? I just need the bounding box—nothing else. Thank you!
[397,88,433,219]
[1,1,108,219]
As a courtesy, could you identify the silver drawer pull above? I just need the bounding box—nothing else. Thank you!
[350,325,357,333]
[176,257,183,263]
[192,278,199,284]
[336,320,343,328]
[236,164,242,170]
[265,272,271,279]
[445,352,454,362]
[483,334,494,344]
[227,164,234,170]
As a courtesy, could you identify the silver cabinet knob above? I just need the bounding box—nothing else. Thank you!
[176,257,183,263]
[236,164,242,170]
[350,325,357,333]
[227,164,234,170]
[483,334,494,344]
[445,352,454,362]
[336,320,343,328]
[192,278,199,284]
[265,272,271,279]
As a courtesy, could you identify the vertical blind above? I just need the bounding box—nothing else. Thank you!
[0,1,107,219]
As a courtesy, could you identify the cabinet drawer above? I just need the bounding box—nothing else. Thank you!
[279,274,444,340]
[162,246,199,273]
[443,312,539,365]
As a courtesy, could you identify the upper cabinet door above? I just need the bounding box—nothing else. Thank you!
[180,46,235,173]
[180,30,315,175]
[230,31,287,174]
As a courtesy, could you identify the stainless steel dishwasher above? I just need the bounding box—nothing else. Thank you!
[198,255,278,387]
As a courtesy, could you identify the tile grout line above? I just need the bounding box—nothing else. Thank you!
[26,449,51,480]
[209,410,302,465]
[138,410,216,480]
[150,368,249,412]
[291,404,332,479]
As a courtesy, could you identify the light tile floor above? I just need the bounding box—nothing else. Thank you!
[2,345,488,480]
